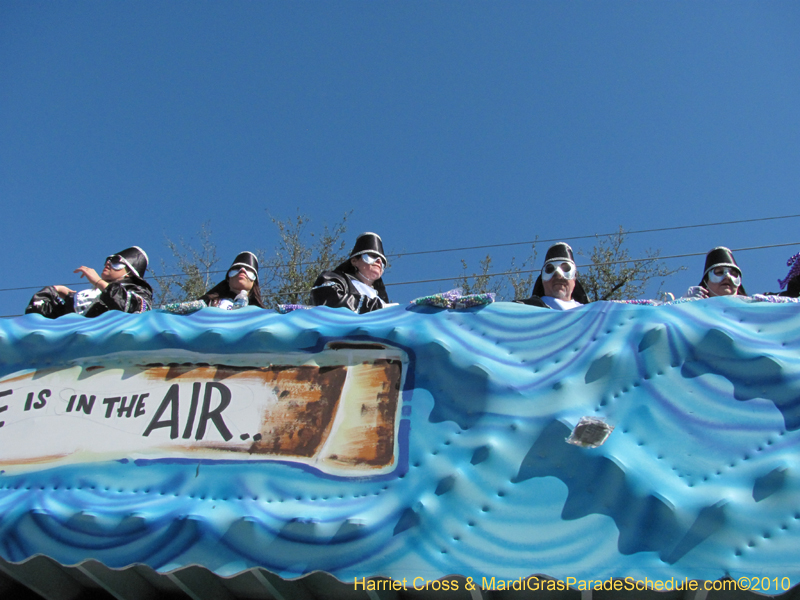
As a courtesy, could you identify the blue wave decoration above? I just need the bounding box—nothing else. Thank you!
[0,298,800,584]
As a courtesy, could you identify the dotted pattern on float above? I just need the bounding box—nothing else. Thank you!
[0,297,798,584]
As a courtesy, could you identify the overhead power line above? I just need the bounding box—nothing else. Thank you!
[390,213,800,258]
[2,213,799,295]
[3,238,794,318]
[382,241,800,288]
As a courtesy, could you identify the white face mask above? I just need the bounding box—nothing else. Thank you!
[541,261,576,281]
[708,267,741,288]
[227,267,257,281]
[360,253,385,268]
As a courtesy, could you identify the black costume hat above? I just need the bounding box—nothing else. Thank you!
[108,246,148,279]
[346,232,388,267]
[699,246,746,295]
[332,232,389,303]
[530,242,590,304]
[200,251,265,309]
[543,242,575,266]
[229,251,259,280]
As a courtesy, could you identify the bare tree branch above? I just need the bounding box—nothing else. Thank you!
[455,243,538,300]
[152,222,220,305]
[578,227,685,301]
[260,211,352,307]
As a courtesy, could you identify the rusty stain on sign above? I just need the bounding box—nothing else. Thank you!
[0,341,408,477]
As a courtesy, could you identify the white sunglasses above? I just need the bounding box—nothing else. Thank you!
[542,261,576,281]
[360,253,385,267]
[227,267,257,281]
[708,267,741,287]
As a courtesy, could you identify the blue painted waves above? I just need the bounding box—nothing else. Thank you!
[1,297,799,584]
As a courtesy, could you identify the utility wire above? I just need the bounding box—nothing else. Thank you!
[390,213,800,258]
[2,213,800,294]
[383,241,800,287]
[3,239,794,317]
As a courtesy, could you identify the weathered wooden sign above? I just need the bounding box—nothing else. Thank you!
[0,340,406,477]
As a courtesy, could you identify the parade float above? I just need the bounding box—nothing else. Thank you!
[0,296,799,598]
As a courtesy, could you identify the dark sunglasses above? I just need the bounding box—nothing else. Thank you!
[105,256,127,271]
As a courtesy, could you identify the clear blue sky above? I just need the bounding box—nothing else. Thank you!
[2,1,799,315]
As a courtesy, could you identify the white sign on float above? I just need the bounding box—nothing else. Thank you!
[0,342,407,478]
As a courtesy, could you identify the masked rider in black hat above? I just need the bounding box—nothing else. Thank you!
[199,251,265,309]
[517,242,590,310]
[685,246,747,298]
[25,246,154,318]
[311,232,390,313]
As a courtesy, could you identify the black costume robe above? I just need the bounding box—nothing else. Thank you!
[25,278,153,319]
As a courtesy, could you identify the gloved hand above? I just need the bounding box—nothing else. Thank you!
[685,286,709,299]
